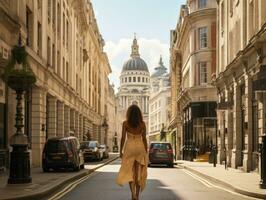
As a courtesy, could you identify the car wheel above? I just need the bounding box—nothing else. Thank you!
[168,164,174,168]
[80,164,85,169]
[74,163,80,171]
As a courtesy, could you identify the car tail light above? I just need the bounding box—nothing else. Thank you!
[167,149,173,154]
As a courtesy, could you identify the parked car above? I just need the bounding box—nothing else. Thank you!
[148,142,174,167]
[81,141,103,161]
[42,136,84,172]
[99,144,109,159]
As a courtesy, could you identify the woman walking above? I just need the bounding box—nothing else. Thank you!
[116,105,148,200]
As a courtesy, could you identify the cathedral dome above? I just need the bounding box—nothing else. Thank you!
[122,35,149,73]
[122,57,149,72]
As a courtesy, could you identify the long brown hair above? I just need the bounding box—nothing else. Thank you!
[126,105,143,128]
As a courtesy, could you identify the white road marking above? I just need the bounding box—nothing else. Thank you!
[182,169,262,200]
[47,171,99,200]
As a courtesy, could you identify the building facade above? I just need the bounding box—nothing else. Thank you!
[106,82,116,151]
[215,0,266,172]
[170,0,217,160]
[0,0,111,169]
[117,36,150,127]
[149,56,171,143]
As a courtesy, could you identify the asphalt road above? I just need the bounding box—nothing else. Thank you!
[57,159,260,200]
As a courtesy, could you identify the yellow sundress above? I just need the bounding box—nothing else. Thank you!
[116,132,148,191]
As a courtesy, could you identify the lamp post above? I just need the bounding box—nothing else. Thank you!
[113,132,118,153]
[3,34,36,184]
[102,118,108,145]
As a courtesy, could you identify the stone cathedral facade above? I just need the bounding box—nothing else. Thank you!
[118,36,150,127]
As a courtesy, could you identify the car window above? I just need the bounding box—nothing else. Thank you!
[46,140,66,153]
[151,143,171,150]
[89,142,97,148]
[80,142,90,149]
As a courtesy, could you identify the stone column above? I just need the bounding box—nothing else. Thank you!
[56,101,64,137]
[70,108,75,132]
[47,96,57,138]
[31,87,46,167]
[75,111,79,139]
[243,75,253,172]
[231,80,242,168]
[64,105,70,136]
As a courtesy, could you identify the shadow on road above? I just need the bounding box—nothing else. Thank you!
[60,170,182,200]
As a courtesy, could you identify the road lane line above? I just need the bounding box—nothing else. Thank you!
[47,171,99,200]
[183,170,213,188]
[183,169,262,200]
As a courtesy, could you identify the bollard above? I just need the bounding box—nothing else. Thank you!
[260,134,266,188]
[213,145,217,167]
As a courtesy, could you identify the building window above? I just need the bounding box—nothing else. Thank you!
[57,2,60,37]
[26,7,33,47]
[63,13,65,45]
[199,62,207,85]
[199,27,207,49]
[48,0,51,23]
[52,44,55,69]
[57,51,60,76]
[146,78,148,82]
[47,37,51,66]
[66,20,69,49]
[138,77,140,82]
[62,57,65,80]
[37,22,42,55]
[66,61,69,83]
[133,77,136,82]
[142,77,144,82]
[198,0,207,9]
[125,77,127,82]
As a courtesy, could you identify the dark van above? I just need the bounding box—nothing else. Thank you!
[42,136,84,172]
[148,142,174,167]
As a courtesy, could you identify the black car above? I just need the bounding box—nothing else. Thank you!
[42,136,85,172]
[81,141,103,161]
[148,142,174,167]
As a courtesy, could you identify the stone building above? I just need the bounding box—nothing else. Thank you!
[117,36,150,127]
[0,0,111,169]
[149,56,171,143]
[170,0,217,160]
[106,82,116,151]
[215,0,266,172]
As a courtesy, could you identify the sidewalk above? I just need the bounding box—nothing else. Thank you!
[178,160,266,199]
[0,153,119,200]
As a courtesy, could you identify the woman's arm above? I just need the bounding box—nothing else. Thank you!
[120,121,126,158]
[142,123,148,153]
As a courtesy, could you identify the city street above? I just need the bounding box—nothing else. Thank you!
[51,159,259,200]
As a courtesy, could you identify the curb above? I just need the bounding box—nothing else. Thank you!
[180,164,266,199]
[1,156,119,200]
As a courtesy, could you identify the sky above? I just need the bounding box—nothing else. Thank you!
[91,0,186,91]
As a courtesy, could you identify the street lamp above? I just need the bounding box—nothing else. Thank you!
[2,34,36,184]
[102,118,108,145]
[113,132,118,153]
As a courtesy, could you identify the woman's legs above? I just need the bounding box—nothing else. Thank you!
[129,162,137,199]
[134,161,141,200]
